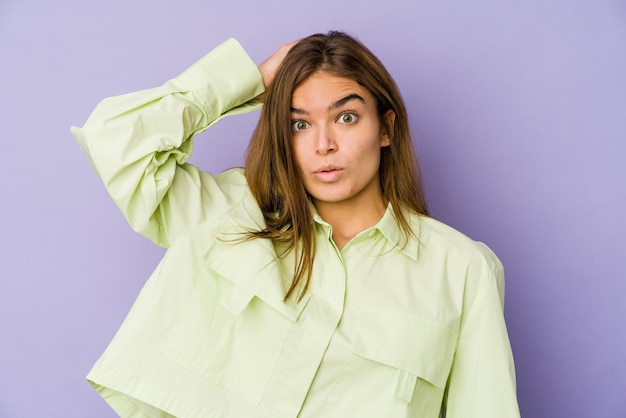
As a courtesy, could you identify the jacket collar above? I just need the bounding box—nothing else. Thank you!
[312,203,420,261]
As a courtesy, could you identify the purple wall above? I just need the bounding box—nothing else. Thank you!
[1,1,625,416]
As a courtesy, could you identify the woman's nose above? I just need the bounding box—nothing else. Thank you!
[315,126,337,154]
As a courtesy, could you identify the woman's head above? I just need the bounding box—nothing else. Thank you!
[247,31,427,215]
[245,31,428,298]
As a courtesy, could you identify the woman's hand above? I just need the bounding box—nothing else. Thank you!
[258,41,298,89]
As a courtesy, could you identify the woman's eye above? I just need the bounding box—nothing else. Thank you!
[292,120,309,132]
[338,113,358,124]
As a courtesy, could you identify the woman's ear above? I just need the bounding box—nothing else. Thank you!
[380,110,396,146]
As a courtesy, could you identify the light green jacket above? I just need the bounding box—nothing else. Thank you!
[72,39,520,418]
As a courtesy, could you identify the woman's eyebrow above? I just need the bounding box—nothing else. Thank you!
[290,93,366,115]
[330,93,365,110]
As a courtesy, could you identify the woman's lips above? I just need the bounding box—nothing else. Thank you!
[314,168,343,182]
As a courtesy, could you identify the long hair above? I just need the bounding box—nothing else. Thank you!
[245,31,429,300]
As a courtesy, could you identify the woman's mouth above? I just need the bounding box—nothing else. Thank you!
[314,167,343,182]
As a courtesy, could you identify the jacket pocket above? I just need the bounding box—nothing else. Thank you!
[352,307,458,403]
[159,270,305,407]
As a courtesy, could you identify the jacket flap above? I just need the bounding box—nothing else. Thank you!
[204,204,309,322]
[353,307,458,388]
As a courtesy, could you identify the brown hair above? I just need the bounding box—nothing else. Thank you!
[245,31,428,300]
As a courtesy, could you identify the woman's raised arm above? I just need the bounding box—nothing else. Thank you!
[72,39,265,248]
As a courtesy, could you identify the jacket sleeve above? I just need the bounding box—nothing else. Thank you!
[443,248,521,418]
[71,38,265,248]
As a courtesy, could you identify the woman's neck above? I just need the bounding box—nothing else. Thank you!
[314,197,387,250]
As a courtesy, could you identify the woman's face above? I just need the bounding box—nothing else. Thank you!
[290,71,393,212]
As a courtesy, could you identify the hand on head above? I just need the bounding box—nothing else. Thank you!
[258,41,298,90]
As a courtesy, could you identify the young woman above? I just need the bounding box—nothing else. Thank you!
[73,32,520,417]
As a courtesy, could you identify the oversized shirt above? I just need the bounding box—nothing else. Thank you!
[72,38,521,418]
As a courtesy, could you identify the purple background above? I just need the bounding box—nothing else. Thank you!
[1,1,625,417]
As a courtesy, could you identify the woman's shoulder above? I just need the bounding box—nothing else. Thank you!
[412,214,502,269]
[213,167,247,186]
[208,167,257,213]
[162,167,262,245]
